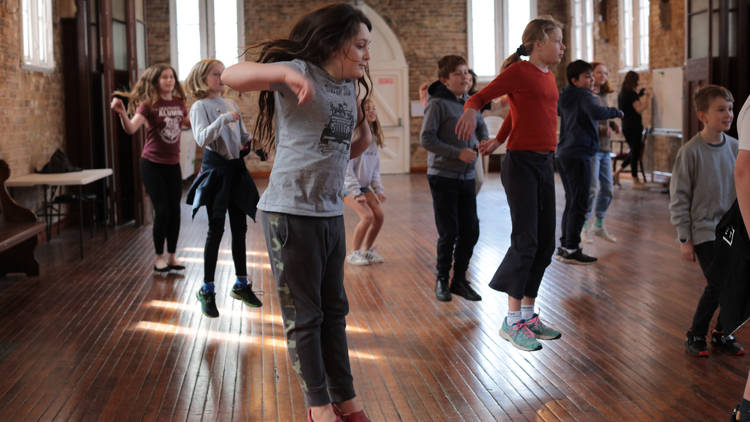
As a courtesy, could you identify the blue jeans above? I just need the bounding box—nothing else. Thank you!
[585,151,613,220]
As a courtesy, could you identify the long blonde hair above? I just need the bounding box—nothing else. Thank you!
[365,100,384,148]
[501,16,563,71]
[184,59,224,99]
[113,63,185,115]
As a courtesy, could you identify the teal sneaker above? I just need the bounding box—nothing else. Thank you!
[230,284,262,307]
[525,313,561,340]
[500,318,542,351]
[196,289,219,318]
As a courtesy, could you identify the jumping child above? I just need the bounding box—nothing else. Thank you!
[184,59,262,318]
[221,4,373,421]
[110,63,187,273]
[344,99,386,266]
[459,17,565,351]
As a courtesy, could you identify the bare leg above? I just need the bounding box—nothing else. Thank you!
[155,254,167,269]
[343,194,374,251]
[362,192,384,250]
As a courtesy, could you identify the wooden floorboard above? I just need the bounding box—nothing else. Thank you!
[0,173,745,421]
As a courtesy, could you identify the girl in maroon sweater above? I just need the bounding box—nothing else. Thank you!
[456,17,565,352]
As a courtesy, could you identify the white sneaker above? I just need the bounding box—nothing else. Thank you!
[580,227,592,243]
[592,225,617,243]
[346,250,370,266]
[364,249,384,264]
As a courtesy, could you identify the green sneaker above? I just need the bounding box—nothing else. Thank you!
[196,289,219,318]
[500,318,542,351]
[525,313,561,340]
[230,284,262,307]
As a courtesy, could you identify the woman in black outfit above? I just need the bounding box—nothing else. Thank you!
[614,71,650,189]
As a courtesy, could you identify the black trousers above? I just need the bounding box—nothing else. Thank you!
[689,241,723,336]
[619,126,643,178]
[261,212,354,407]
[489,151,556,299]
[557,156,593,250]
[139,158,181,254]
[203,203,247,282]
[426,175,479,280]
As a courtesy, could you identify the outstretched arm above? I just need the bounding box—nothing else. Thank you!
[222,61,313,104]
[110,97,147,135]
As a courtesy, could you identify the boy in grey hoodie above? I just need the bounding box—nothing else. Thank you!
[420,55,489,303]
[669,84,744,357]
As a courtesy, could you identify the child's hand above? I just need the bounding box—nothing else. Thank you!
[110,98,125,114]
[355,194,367,204]
[284,69,314,104]
[458,148,477,163]
[455,108,478,141]
[680,240,695,262]
[376,192,386,203]
[478,139,500,156]
[229,111,240,122]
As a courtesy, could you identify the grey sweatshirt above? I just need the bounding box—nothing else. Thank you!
[344,140,384,194]
[669,132,738,244]
[189,97,250,160]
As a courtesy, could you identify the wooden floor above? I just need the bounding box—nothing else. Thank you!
[0,173,745,421]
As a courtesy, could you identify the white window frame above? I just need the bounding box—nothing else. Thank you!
[169,0,245,79]
[21,0,55,73]
[467,0,538,82]
[620,0,650,71]
[571,0,594,62]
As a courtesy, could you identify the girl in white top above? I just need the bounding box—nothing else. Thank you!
[343,99,386,265]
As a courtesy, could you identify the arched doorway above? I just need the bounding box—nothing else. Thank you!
[356,2,410,174]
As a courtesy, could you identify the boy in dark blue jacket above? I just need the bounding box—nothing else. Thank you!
[555,60,623,265]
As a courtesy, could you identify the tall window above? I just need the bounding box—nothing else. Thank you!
[621,0,650,69]
[468,0,537,80]
[571,0,594,62]
[21,0,54,71]
[170,0,244,79]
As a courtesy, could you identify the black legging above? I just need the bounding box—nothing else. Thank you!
[204,203,247,282]
[140,158,182,255]
[619,126,643,178]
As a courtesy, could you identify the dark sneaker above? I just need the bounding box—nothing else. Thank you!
[730,405,739,422]
[554,248,597,265]
[435,276,451,302]
[712,330,746,355]
[685,334,709,357]
[449,279,482,301]
[231,284,263,307]
[196,289,219,318]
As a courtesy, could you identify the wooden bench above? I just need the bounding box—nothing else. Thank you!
[0,160,45,277]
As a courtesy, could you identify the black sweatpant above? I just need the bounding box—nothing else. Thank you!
[557,156,593,250]
[689,241,723,336]
[140,158,181,254]
[426,175,479,280]
[619,126,643,178]
[489,151,556,300]
[203,203,247,282]
[261,211,354,407]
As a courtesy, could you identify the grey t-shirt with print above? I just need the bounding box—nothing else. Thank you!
[258,59,357,217]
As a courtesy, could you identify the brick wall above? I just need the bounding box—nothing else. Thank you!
[0,2,66,208]
[145,0,170,66]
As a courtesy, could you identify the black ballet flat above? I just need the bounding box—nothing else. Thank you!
[154,265,169,273]
[168,264,186,271]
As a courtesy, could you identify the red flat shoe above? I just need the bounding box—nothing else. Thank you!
[332,405,370,422]
[308,407,344,422]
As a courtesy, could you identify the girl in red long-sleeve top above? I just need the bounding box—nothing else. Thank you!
[456,17,565,352]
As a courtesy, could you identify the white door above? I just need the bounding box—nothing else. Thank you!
[359,3,409,174]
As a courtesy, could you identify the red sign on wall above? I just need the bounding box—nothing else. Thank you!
[377,77,395,85]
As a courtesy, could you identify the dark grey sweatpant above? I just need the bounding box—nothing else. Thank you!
[489,151,556,299]
[261,211,355,407]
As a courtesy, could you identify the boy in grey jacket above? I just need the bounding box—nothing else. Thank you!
[420,55,489,303]
[669,84,744,357]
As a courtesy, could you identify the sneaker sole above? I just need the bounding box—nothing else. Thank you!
[230,290,262,307]
[533,332,562,340]
[499,328,542,351]
[196,291,220,318]
[593,232,617,243]
[554,256,597,265]
[346,260,370,266]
